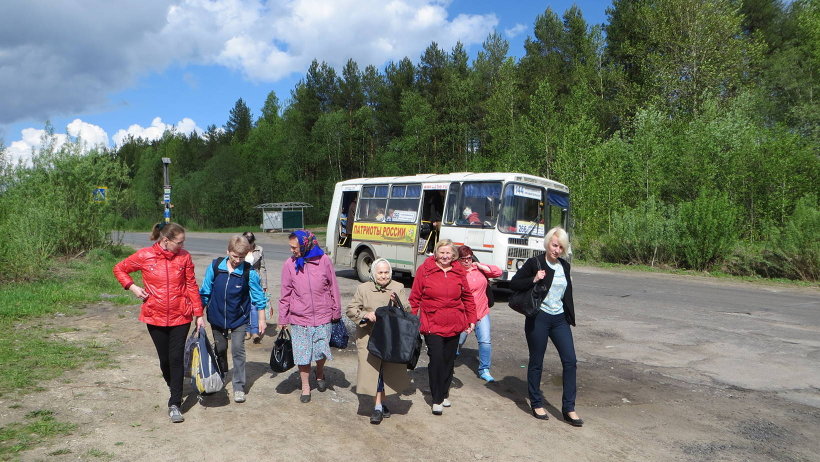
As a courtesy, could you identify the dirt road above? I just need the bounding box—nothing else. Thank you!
[7,233,819,461]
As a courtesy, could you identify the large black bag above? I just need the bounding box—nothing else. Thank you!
[367,298,421,364]
[406,333,423,370]
[509,258,547,317]
[269,329,295,372]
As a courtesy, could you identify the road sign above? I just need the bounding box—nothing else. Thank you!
[92,187,108,202]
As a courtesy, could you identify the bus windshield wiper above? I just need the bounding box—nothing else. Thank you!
[521,210,542,240]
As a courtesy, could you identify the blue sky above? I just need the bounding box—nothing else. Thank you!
[1,0,610,164]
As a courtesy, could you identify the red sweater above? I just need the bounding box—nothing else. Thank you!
[409,257,477,337]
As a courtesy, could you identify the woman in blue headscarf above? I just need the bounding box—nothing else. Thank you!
[278,230,342,403]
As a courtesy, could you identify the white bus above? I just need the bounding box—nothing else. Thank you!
[325,172,570,284]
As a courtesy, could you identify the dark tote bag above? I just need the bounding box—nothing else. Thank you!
[329,319,349,349]
[367,298,421,365]
[509,258,548,317]
[406,333,423,370]
[269,329,295,373]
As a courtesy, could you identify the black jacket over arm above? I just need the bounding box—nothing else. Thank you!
[509,254,575,326]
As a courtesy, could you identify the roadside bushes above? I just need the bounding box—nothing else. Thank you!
[600,190,738,271]
[597,191,818,280]
[0,142,129,282]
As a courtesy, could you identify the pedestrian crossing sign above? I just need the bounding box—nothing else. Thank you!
[92,187,108,202]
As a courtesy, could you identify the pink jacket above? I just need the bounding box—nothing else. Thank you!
[278,254,341,327]
[464,264,502,321]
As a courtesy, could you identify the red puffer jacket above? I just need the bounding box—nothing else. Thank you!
[113,243,202,327]
[410,256,477,337]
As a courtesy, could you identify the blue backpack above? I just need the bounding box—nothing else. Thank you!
[184,329,224,394]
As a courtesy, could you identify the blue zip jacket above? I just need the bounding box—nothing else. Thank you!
[200,258,267,330]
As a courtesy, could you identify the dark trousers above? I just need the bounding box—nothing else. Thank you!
[524,311,577,412]
[147,323,191,407]
[424,334,459,405]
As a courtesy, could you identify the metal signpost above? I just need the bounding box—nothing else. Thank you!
[161,157,172,223]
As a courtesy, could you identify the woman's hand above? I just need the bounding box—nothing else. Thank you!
[129,284,149,301]
[363,312,377,323]
[194,316,205,332]
[279,324,289,332]
[465,323,475,334]
[533,270,546,283]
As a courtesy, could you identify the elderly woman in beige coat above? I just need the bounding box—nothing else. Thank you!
[346,258,411,425]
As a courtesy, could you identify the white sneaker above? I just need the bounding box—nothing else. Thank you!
[432,403,443,415]
[442,398,451,407]
[234,391,246,403]
[168,405,184,423]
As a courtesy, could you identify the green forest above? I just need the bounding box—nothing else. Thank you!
[1,0,818,282]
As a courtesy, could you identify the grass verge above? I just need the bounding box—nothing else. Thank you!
[0,246,137,397]
[0,410,75,459]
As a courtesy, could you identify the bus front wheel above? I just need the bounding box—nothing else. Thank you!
[355,250,374,283]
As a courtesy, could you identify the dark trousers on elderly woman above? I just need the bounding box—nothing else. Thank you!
[524,311,577,412]
[424,334,459,405]
[147,323,191,407]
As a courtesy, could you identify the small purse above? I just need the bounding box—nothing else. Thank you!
[329,319,350,349]
[509,258,547,317]
[269,329,295,372]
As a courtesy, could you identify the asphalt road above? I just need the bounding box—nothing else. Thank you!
[112,231,819,460]
[117,230,820,405]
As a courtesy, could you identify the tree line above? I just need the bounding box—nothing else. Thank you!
[1,0,817,281]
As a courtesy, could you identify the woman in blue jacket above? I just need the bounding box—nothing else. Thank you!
[200,235,267,403]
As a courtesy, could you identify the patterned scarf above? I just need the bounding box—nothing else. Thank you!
[292,229,325,272]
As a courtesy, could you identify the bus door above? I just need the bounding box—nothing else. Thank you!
[335,187,359,267]
[418,184,447,255]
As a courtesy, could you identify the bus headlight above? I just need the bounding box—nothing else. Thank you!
[515,259,524,270]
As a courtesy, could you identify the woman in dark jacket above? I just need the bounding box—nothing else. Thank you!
[509,226,583,426]
[410,239,477,416]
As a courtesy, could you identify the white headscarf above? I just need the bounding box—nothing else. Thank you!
[369,257,393,287]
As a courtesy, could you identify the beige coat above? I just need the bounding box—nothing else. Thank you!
[345,280,412,396]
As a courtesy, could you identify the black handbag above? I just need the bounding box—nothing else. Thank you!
[269,329,295,372]
[509,258,547,317]
[367,298,421,364]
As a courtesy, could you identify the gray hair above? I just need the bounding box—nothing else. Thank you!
[369,258,393,284]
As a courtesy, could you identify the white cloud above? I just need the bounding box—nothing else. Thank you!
[5,127,69,166]
[504,23,528,39]
[0,1,498,124]
[112,117,204,146]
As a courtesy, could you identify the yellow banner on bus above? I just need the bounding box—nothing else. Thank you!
[353,222,417,244]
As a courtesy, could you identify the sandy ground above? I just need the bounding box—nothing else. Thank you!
[4,233,819,461]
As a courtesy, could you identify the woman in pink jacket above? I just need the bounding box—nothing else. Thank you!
[278,230,342,403]
[456,245,502,383]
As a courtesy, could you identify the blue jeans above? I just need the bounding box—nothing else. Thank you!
[524,311,577,412]
[458,314,492,373]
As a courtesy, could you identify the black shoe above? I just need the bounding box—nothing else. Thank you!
[531,408,549,420]
[300,393,311,403]
[316,379,327,392]
[563,411,584,427]
[382,405,391,418]
[370,409,384,425]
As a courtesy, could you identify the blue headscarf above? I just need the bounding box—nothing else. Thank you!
[292,229,325,272]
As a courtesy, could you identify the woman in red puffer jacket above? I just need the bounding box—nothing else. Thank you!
[113,222,204,424]
[410,239,476,416]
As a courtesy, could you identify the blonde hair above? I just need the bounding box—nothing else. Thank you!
[228,235,252,255]
[434,239,456,255]
[544,227,570,256]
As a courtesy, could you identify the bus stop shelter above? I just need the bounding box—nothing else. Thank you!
[255,202,313,232]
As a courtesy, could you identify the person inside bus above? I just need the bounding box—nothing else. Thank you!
[420,190,445,253]
[344,199,357,247]
[374,208,386,221]
[462,206,482,226]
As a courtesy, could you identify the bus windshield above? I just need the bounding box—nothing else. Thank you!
[498,183,570,236]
